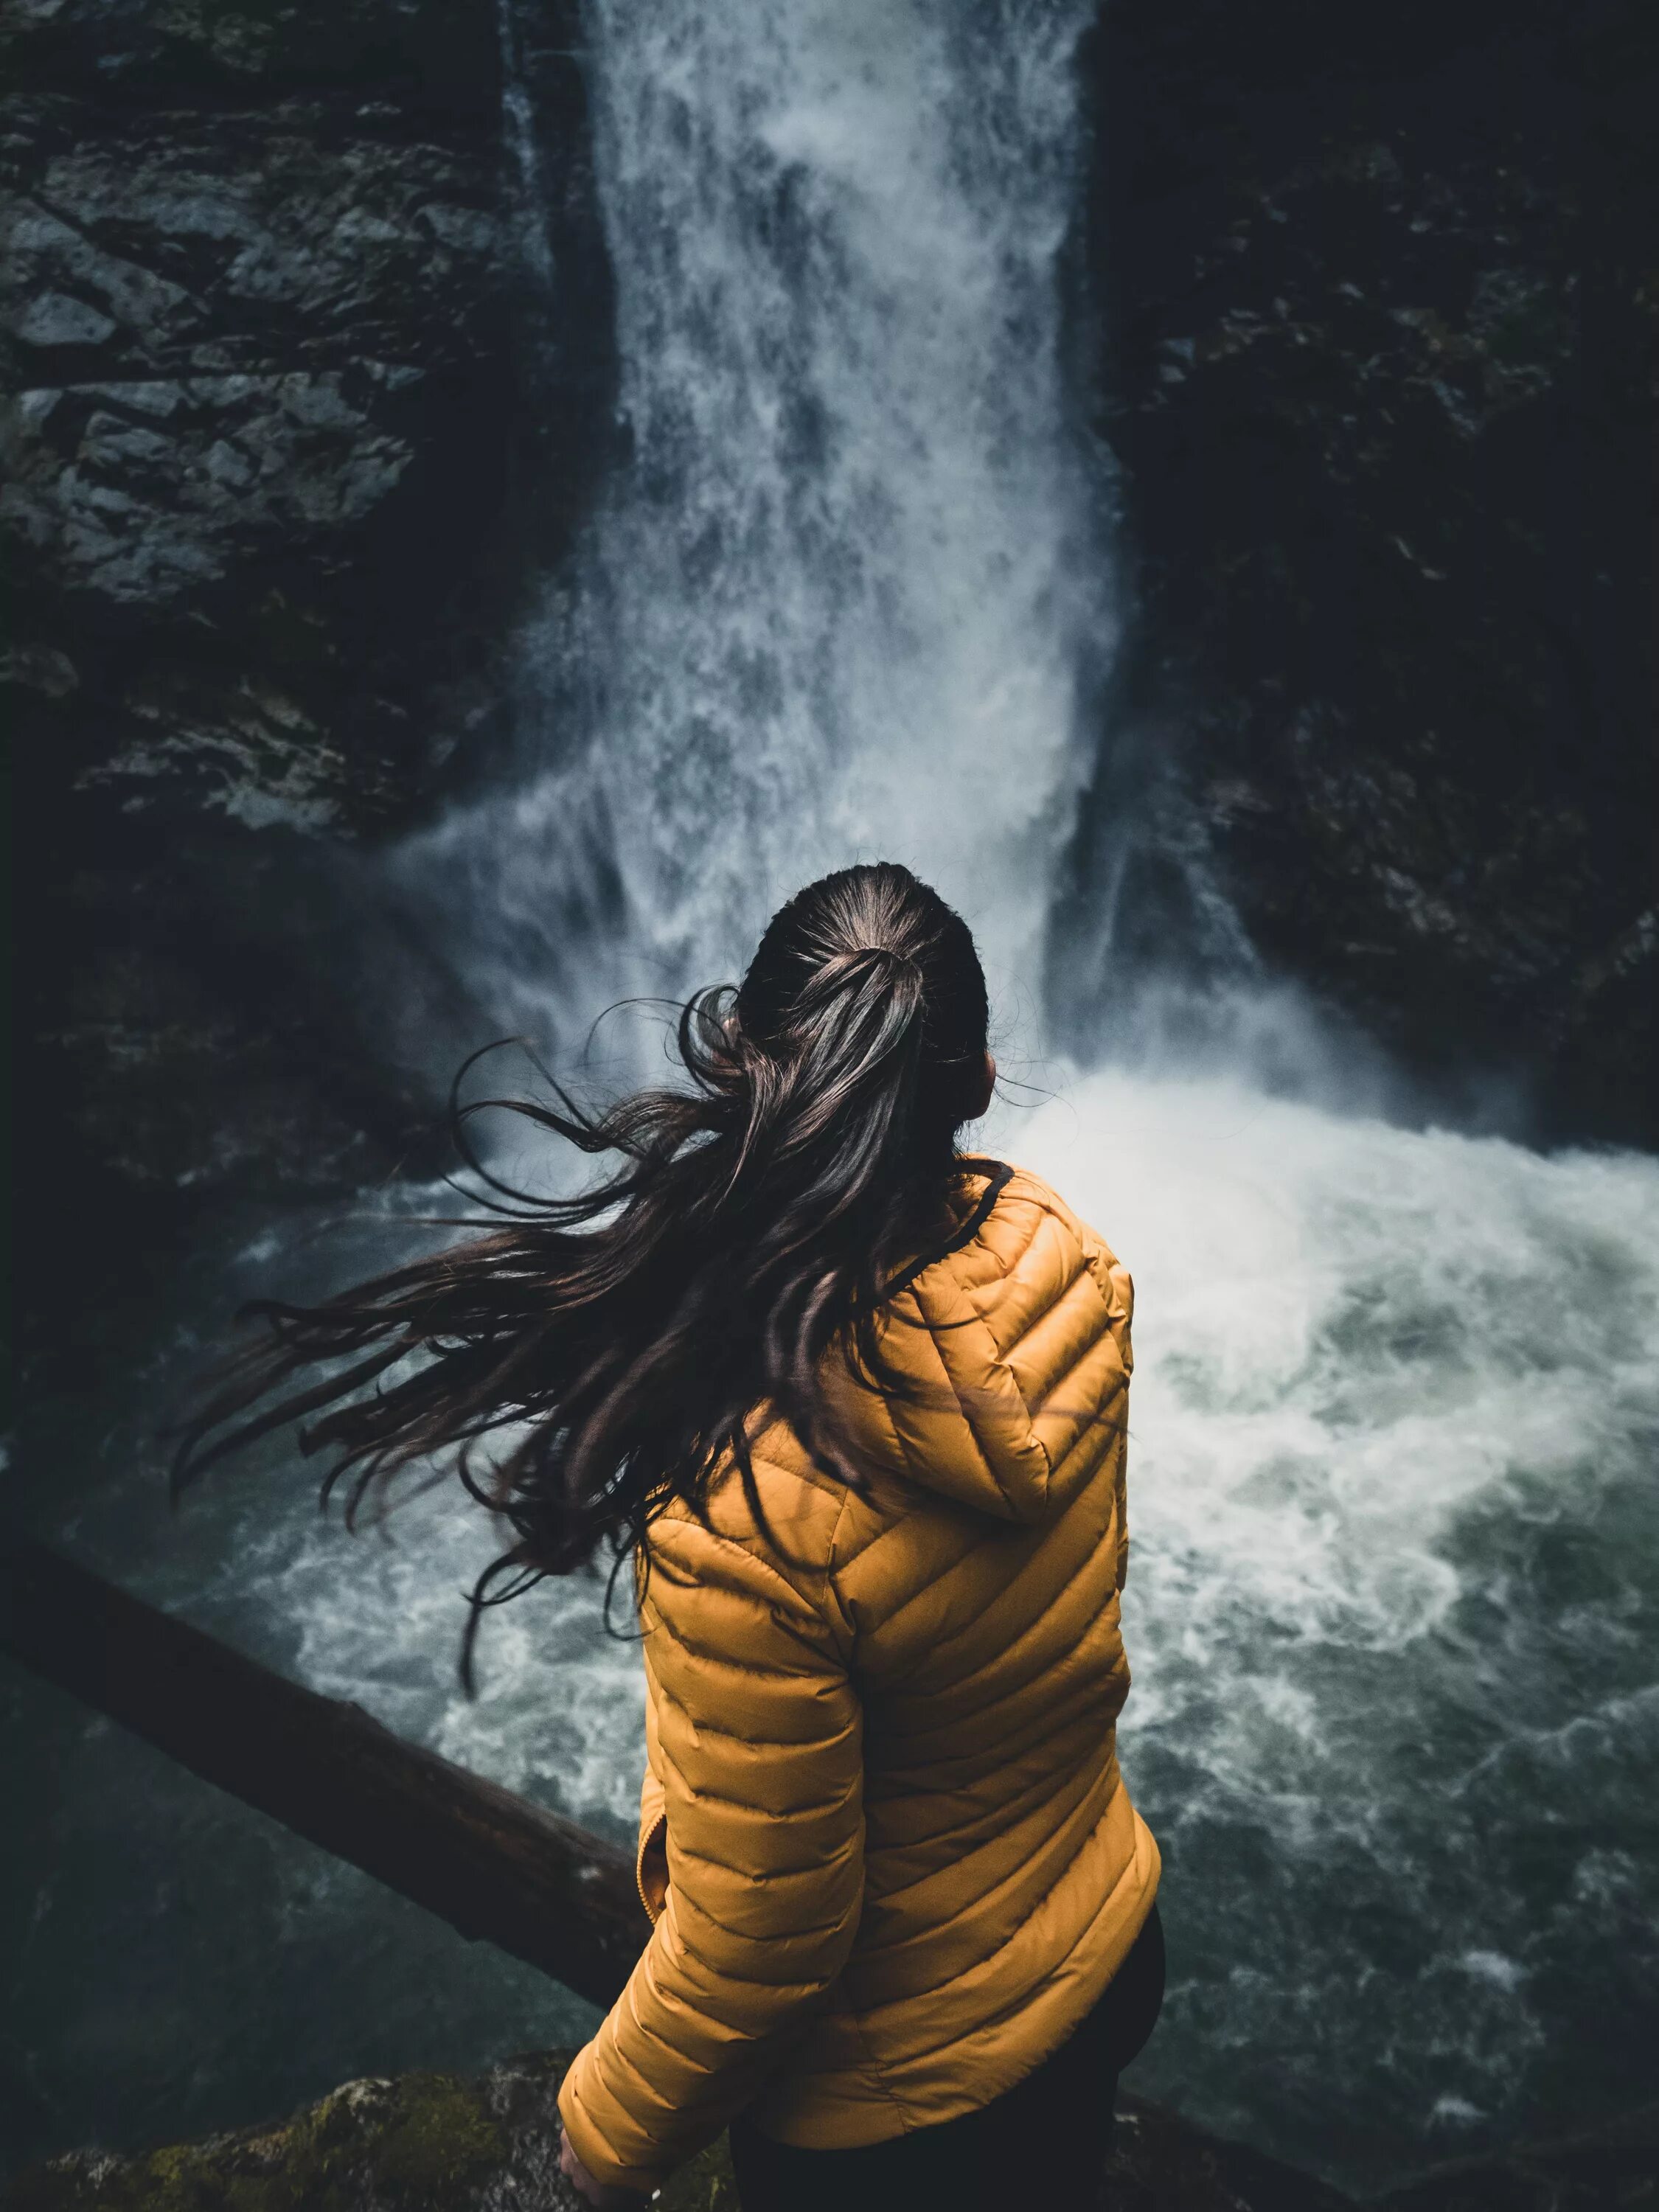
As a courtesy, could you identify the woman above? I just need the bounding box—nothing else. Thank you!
[178,863,1162,2210]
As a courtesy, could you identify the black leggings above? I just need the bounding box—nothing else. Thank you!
[729,1902,1165,2212]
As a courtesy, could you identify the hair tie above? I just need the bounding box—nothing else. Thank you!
[843,943,919,977]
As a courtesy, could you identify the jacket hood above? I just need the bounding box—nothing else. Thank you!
[821,1161,1133,1526]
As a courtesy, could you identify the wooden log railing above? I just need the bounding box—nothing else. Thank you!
[0,1526,649,2010]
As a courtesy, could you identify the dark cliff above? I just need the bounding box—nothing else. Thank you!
[1,0,614,1354]
[1062,0,1657,1143]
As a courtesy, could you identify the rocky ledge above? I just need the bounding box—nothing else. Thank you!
[4,2050,1656,2212]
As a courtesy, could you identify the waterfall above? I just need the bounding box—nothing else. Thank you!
[411,0,1109,1047]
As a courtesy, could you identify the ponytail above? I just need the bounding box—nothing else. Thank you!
[173,863,990,1686]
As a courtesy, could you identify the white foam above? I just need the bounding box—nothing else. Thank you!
[1017,1067,1659,1681]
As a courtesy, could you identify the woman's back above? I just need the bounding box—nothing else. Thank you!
[558,1162,1161,2183]
[178,863,1162,2206]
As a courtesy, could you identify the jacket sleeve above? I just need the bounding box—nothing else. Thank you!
[557,1517,865,2191]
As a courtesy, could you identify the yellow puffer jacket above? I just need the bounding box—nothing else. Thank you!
[557,1161,1160,2191]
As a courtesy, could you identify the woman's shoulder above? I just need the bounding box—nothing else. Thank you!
[642,1165,1133,1621]
[949,1156,1133,1312]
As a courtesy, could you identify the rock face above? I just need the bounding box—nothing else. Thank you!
[6,2052,1654,2211]
[3,0,611,834]
[1062,0,1657,1143]
[1,0,614,1354]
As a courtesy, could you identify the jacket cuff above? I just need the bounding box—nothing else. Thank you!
[557,2060,667,2198]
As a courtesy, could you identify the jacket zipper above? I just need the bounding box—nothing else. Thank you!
[636,1810,668,1924]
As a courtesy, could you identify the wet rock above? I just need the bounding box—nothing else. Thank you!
[3,0,616,1360]
[1067,0,1658,1144]
[0,57,553,835]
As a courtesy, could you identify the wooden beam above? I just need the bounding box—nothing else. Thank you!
[0,1526,650,2010]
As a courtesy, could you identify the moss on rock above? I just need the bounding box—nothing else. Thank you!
[7,2061,529,2212]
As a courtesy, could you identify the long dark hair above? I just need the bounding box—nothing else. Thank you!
[173,863,992,1685]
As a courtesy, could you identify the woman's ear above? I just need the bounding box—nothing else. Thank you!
[965,1051,996,1121]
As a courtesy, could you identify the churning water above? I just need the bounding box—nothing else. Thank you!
[8,0,1658,2194]
[1023,1079,1659,2170]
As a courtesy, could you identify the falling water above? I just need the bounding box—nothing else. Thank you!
[410,0,1110,1042]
